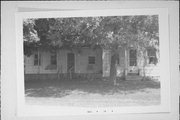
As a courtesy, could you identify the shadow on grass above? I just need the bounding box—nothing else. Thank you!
[25,79,160,98]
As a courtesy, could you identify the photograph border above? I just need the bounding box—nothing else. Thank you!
[1,1,179,120]
[16,8,170,116]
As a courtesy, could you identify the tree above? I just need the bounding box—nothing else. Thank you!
[23,15,159,84]
[94,15,158,84]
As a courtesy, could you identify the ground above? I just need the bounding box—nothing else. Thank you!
[25,79,160,107]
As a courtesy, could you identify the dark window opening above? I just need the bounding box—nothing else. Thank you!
[34,53,41,66]
[51,52,57,65]
[117,55,120,65]
[147,49,157,65]
[88,56,95,64]
[129,49,137,66]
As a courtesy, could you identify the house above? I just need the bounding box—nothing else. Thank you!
[24,47,103,80]
[102,46,160,80]
[24,45,160,81]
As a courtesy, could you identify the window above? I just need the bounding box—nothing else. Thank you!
[117,54,120,64]
[147,49,157,65]
[34,53,41,66]
[129,49,137,66]
[88,56,95,64]
[50,52,57,65]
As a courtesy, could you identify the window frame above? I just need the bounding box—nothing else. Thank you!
[147,49,157,65]
[88,56,96,65]
[50,51,57,66]
[34,53,41,66]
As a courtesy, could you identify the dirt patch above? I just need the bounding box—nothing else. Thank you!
[25,79,160,107]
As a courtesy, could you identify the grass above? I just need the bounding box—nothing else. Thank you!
[25,79,160,107]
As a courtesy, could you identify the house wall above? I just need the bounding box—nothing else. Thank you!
[102,47,160,79]
[74,48,102,74]
[102,49,111,77]
[25,47,159,80]
[24,48,102,75]
[56,48,102,74]
[24,50,57,74]
[136,48,160,78]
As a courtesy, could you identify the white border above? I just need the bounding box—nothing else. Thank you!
[15,8,170,117]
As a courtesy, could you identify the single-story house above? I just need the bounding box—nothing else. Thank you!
[24,46,160,81]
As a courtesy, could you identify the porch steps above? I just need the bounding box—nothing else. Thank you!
[125,75,143,80]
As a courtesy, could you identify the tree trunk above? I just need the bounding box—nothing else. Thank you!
[38,49,40,74]
[110,53,118,85]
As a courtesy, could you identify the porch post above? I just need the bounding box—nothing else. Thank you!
[102,49,111,77]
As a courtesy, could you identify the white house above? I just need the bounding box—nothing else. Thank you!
[24,46,160,81]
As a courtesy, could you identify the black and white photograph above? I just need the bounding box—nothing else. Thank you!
[23,15,161,107]
[2,1,179,120]
[13,7,172,116]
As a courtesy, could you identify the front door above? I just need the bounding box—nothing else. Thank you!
[67,53,75,73]
[128,49,139,75]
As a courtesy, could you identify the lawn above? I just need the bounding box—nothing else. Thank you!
[25,79,160,107]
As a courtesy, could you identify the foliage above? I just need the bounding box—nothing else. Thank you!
[23,15,159,54]
[23,19,40,56]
